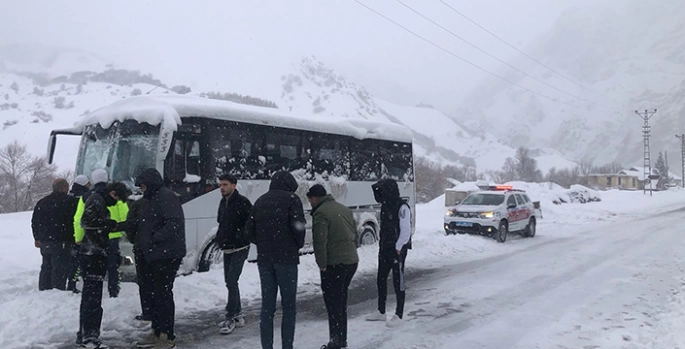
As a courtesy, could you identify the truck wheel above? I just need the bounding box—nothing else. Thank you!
[497,221,508,243]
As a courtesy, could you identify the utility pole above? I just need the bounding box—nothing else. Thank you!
[676,134,685,187]
[636,109,656,196]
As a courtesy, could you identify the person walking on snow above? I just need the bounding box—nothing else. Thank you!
[32,178,78,291]
[73,170,128,298]
[307,184,359,349]
[77,180,129,349]
[366,178,412,327]
[245,171,306,349]
[214,174,253,335]
[67,174,90,293]
[134,168,186,349]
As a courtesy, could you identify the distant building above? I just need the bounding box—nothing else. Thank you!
[585,165,682,191]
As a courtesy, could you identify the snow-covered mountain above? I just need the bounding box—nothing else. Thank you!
[0,47,576,174]
[457,0,685,169]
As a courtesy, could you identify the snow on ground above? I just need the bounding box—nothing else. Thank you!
[0,187,684,348]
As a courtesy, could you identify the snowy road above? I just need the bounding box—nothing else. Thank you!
[4,190,685,349]
[177,207,685,349]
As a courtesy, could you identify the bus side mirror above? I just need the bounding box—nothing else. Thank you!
[47,134,57,164]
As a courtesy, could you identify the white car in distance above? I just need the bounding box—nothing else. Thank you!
[444,186,538,243]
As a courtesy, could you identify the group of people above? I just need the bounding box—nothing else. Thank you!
[32,168,412,349]
[32,168,186,349]
[214,173,412,349]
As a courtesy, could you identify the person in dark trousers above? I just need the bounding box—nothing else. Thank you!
[366,179,412,328]
[123,196,154,323]
[77,181,129,349]
[32,178,78,291]
[214,174,252,335]
[67,175,90,293]
[307,185,359,349]
[245,171,306,349]
[134,168,186,349]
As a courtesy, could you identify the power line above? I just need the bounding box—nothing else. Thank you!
[352,0,615,112]
[395,0,614,111]
[437,0,627,106]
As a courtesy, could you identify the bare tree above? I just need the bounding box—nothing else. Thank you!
[0,141,57,212]
[578,157,594,176]
[546,167,558,189]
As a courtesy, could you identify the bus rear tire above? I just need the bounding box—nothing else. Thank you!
[198,241,222,272]
[358,224,377,247]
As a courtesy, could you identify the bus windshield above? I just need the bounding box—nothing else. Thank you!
[77,120,160,184]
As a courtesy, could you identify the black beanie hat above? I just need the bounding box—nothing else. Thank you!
[306,184,327,198]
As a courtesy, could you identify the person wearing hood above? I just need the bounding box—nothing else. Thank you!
[245,171,306,349]
[66,174,90,293]
[134,168,186,349]
[31,178,78,291]
[73,169,129,298]
[70,175,91,198]
[366,179,412,328]
[123,195,154,323]
[307,185,359,349]
[77,181,129,349]
[214,174,252,335]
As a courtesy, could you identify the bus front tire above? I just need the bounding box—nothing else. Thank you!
[198,241,222,272]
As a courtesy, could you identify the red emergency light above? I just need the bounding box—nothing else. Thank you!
[494,185,513,191]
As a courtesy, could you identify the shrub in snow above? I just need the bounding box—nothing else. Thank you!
[0,103,10,110]
[131,88,142,96]
[76,83,83,94]
[31,111,53,122]
[2,120,18,130]
[60,84,66,91]
[53,96,68,109]
[33,87,44,96]
[10,82,18,93]
[4,93,8,100]
[199,91,278,109]
[171,85,192,94]
[10,102,18,109]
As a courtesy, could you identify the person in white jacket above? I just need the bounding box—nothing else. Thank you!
[367,179,412,328]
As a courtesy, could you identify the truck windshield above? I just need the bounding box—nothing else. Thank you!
[77,120,160,184]
[461,193,504,206]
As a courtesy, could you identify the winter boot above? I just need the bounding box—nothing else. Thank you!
[79,338,109,349]
[136,332,159,348]
[153,333,175,349]
[386,314,404,328]
[234,314,246,328]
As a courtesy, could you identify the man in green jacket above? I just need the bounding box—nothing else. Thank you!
[73,169,129,298]
[307,184,359,349]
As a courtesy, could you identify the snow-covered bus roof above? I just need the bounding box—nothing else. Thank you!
[70,95,413,143]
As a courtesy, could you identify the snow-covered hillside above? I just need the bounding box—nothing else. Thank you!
[0,49,577,174]
[458,0,685,170]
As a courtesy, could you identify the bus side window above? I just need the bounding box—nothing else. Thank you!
[311,134,349,179]
[350,140,379,181]
[379,141,413,182]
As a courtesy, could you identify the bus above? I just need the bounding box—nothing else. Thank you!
[48,95,416,276]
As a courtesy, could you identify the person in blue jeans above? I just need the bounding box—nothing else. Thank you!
[245,171,306,349]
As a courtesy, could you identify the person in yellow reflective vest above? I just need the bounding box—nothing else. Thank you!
[74,170,129,298]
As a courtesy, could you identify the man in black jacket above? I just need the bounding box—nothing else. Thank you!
[32,178,78,291]
[366,179,412,328]
[245,171,306,349]
[123,197,154,323]
[67,175,90,293]
[78,181,129,349]
[134,168,186,349]
[214,174,252,335]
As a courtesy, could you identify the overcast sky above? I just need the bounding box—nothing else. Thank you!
[1,0,594,111]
